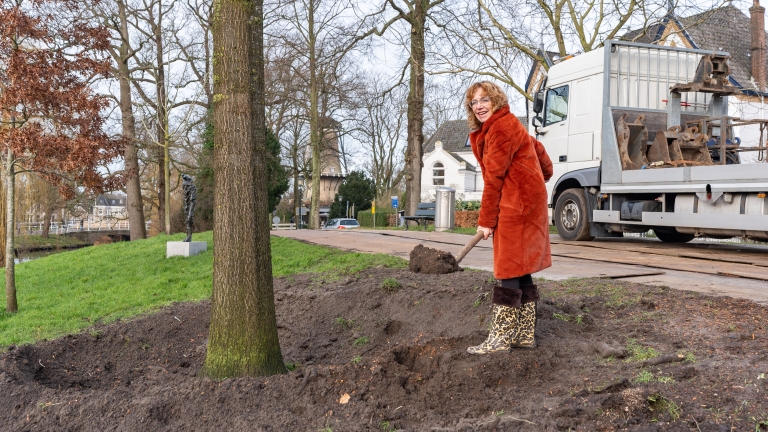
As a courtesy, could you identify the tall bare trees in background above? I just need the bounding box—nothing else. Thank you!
[5,0,720,242]
[270,0,368,229]
[351,78,407,201]
[434,0,712,101]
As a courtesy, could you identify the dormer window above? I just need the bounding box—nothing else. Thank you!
[432,162,445,185]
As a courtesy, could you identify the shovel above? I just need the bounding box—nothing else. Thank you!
[409,231,485,274]
[454,231,485,265]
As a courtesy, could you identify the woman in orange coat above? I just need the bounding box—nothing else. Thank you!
[465,81,554,355]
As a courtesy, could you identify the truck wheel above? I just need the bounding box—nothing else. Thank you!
[653,228,695,243]
[554,188,594,241]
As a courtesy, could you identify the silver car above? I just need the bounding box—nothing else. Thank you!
[323,218,360,229]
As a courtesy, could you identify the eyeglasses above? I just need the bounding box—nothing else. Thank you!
[469,97,491,108]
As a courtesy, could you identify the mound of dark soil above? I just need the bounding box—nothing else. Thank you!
[408,244,459,274]
[2,268,768,431]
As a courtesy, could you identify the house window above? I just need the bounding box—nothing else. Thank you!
[432,162,445,186]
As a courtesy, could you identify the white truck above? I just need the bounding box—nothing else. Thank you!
[530,40,768,243]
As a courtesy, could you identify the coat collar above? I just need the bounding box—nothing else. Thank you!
[480,104,511,134]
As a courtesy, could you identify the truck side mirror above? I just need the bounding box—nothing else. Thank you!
[532,116,545,135]
[533,91,545,114]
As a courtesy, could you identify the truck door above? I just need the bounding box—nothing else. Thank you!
[567,77,594,163]
[540,84,570,201]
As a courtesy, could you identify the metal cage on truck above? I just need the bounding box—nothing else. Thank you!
[532,40,768,243]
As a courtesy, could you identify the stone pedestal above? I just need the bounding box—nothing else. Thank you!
[166,241,208,258]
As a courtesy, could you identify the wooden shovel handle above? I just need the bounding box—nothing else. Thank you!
[455,231,485,265]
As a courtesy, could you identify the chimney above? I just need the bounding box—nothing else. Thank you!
[751,0,767,90]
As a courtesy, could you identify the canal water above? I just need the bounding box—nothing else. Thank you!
[15,248,74,264]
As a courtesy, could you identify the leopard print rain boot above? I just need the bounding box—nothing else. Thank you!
[467,286,522,355]
[510,284,539,349]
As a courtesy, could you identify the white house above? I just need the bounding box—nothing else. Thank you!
[93,194,127,218]
[421,120,481,201]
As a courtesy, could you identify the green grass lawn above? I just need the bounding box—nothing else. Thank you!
[0,232,405,348]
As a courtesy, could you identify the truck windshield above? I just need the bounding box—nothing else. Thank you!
[544,85,569,126]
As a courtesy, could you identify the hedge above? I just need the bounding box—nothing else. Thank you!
[454,210,480,228]
[357,208,396,227]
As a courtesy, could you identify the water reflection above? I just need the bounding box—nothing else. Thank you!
[15,249,59,264]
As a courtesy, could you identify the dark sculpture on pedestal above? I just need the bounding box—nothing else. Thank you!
[182,174,197,242]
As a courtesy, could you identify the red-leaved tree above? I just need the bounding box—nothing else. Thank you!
[0,0,123,313]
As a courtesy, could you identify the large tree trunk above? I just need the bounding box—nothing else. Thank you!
[5,149,16,313]
[404,1,426,216]
[117,0,147,240]
[203,0,285,378]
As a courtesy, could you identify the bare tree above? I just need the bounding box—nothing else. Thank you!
[270,0,369,229]
[87,0,148,240]
[433,0,713,101]
[129,0,208,234]
[351,77,407,201]
[357,0,448,216]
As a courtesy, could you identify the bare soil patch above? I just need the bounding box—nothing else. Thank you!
[2,267,768,431]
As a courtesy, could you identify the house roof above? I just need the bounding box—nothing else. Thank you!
[95,194,126,207]
[623,5,768,92]
[424,116,530,155]
[448,152,476,171]
[423,120,471,153]
[677,5,764,90]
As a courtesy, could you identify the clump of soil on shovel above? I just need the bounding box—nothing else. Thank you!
[408,243,459,274]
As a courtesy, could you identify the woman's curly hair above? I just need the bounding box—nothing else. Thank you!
[464,81,509,131]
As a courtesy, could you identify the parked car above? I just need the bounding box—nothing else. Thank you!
[323,218,360,230]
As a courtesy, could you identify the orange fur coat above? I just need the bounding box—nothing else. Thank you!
[469,105,554,279]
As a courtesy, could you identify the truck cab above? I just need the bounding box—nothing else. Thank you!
[531,40,768,243]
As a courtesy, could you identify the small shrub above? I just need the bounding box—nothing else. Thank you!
[472,292,488,308]
[633,370,654,384]
[380,277,402,292]
[647,393,681,421]
[657,375,675,384]
[379,421,396,432]
[626,338,659,362]
[335,317,354,330]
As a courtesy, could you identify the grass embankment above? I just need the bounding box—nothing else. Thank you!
[0,232,405,348]
[15,234,89,250]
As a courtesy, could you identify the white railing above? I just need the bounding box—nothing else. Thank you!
[271,223,296,230]
[18,217,146,235]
